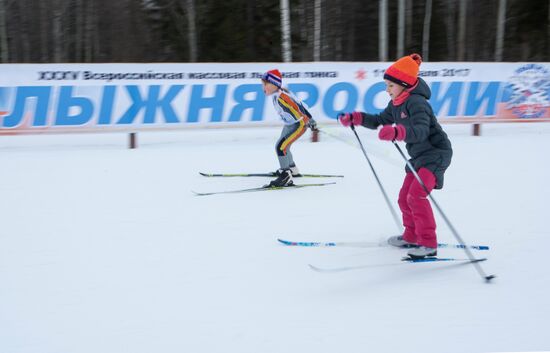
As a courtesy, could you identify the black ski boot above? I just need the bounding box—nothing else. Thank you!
[267,169,294,187]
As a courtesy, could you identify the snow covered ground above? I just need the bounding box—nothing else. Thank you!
[0,122,548,353]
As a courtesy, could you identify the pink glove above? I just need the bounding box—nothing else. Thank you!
[378,125,406,141]
[338,112,363,127]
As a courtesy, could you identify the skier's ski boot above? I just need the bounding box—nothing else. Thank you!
[289,165,302,177]
[274,166,301,177]
[267,169,294,187]
[407,246,437,259]
[387,235,417,248]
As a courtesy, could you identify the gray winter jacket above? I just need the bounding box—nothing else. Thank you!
[361,78,452,189]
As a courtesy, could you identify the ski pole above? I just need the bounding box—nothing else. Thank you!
[391,140,496,282]
[350,124,402,233]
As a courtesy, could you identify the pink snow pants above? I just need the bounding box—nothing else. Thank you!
[398,168,437,248]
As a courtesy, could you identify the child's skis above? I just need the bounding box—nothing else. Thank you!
[199,172,344,178]
[192,182,336,196]
[277,238,490,251]
[309,257,487,273]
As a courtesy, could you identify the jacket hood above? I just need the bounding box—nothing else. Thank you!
[411,77,431,100]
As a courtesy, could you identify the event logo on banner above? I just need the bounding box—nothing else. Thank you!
[0,62,549,134]
[498,64,550,119]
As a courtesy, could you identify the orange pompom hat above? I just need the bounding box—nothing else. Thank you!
[383,53,422,88]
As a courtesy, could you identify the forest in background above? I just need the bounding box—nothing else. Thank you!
[0,0,548,64]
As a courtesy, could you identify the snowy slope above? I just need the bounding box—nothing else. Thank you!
[0,123,548,353]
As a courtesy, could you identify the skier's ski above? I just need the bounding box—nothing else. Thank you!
[402,257,487,263]
[309,257,487,273]
[278,238,384,248]
[199,172,344,178]
[277,238,490,251]
[192,182,336,196]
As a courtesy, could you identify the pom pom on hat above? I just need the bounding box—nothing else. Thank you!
[384,53,422,88]
[261,69,282,88]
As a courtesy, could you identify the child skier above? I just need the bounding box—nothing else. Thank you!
[338,54,453,258]
[261,69,318,187]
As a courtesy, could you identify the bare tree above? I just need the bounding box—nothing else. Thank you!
[495,0,507,61]
[457,0,467,61]
[52,1,65,62]
[0,0,8,62]
[397,0,405,58]
[280,0,292,62]
[422,0,432,61]
[313,0,321,61]
[406,0,413,51]
[379,0,387,61]
[84,0,94,62]
[332,0,343,61]
[187,0,198,62]
[75,0,83,62]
